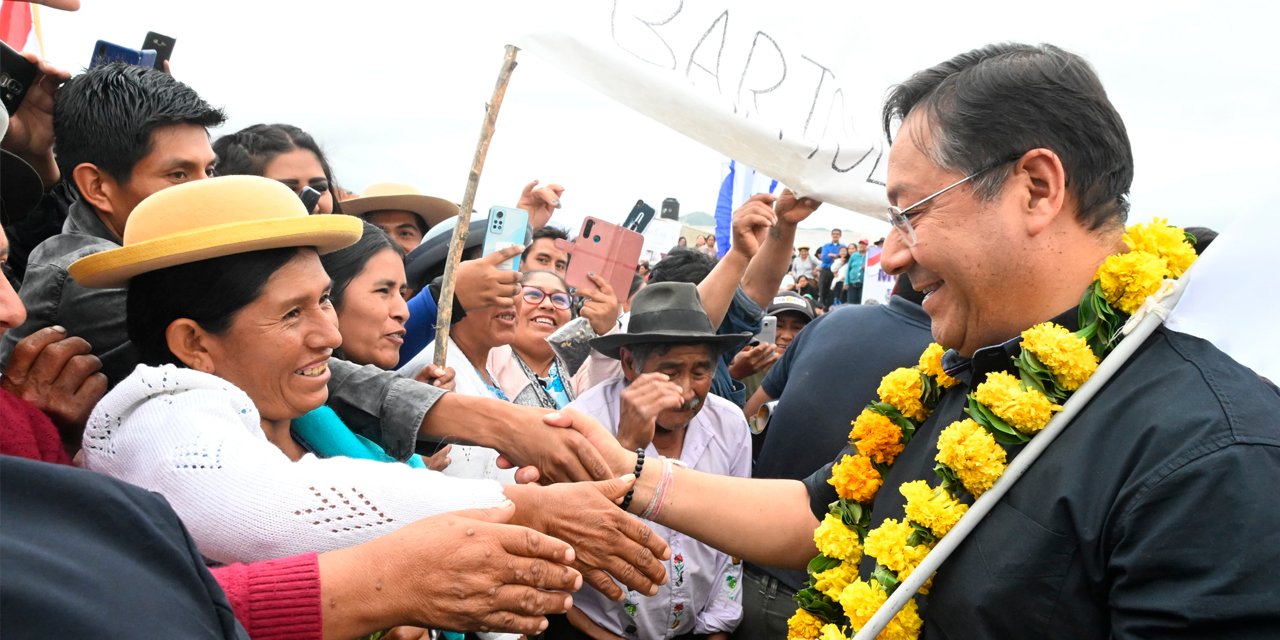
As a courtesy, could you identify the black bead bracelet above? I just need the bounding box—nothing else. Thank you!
[619,448,645,511]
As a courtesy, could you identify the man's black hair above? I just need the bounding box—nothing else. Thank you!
[521,225,570,262]
[883,43,1133,231]
[1184,226,1218,256]
[53,63,225,188]
[648,247,717,285]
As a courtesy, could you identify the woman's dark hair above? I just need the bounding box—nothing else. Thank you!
[127,247,305,367]
[212,124,343,215]
[883,43,1133,231]
[521,269,568,292]
[319,222,405,310]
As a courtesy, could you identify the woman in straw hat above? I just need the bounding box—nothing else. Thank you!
[69,176,671,600]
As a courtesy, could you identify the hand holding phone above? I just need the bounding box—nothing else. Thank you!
[142,32,176,72]
[0,42,38,115]
[751,315,777,347]
[482,206,530,271]
[555,217,643,297]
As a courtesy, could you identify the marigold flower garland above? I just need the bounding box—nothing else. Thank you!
[787,218,1196,640]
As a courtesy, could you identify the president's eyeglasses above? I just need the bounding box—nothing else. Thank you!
[886,155,1023,247]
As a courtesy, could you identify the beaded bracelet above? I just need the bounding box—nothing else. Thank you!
[619,448,645,511]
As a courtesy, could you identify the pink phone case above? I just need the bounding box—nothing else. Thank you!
[555,217,644,297]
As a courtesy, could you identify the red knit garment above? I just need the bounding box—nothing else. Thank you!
[210,552,324,640]
[0,388,71,465]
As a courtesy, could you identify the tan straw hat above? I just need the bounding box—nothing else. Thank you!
[341,182,458,230]
[69,175,363,289]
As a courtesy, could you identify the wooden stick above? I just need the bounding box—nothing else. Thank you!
[433,45,520,368]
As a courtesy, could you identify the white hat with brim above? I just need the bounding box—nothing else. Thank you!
[342,182,459,230]
[69,175,364,289]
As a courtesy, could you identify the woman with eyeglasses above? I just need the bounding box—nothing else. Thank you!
[491,271,578,409]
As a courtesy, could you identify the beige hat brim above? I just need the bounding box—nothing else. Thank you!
[343,194,459,228]
[69,215,364,289]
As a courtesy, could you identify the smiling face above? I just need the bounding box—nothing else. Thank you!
[333,248,409,370]
[880,112,1031,355]
[774,311,810,351]
[514,271,571,352]
[262,149,333,214]
[197,250,341,422]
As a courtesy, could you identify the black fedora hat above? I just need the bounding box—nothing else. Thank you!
[590,282,753,360]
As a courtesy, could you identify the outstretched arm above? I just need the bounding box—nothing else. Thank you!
[698,194,776,329]
[740,189,822,310]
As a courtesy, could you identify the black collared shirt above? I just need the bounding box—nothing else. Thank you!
[803,321,1280,638]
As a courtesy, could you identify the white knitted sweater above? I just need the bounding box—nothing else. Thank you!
[82,364,506,564]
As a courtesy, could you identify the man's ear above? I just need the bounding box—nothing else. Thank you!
[1015,148,1068,237]
[619,348,639,381]
[71,163,121,218]
[165,319,216,374]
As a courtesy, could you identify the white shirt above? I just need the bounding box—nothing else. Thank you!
[81,364,505,564]
[398,338,516,484]
[566,378,749,639]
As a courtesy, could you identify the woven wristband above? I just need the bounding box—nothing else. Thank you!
[619,448,645,511]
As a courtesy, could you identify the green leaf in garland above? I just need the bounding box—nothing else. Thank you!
[1015,348,1067,403]
[807,553,843,575]
[920,370,942,411]
[934,462,963,495]
[830,498,871,542]
[966,393,1030,445]
[871,564,901,595]
[906,520,937,547]
[868,402,917,444]
[793,587,843,623]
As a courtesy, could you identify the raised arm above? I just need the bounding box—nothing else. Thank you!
[699,194,776,329]
[740,189,822,310]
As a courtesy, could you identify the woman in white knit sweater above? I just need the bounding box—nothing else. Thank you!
[69,177,669,603]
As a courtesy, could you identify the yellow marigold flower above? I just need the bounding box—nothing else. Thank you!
[1020,323,1099,391]
[818,623,847,640]
[918,343,961,388]
[863,519,931,575]
[787,609,825,640]
[1096,250,1170,315]
[813,561,859,601]
[1124,217,1196,277]
[974,371,1064,434]
[828,454,883,504]
[878,367,929,422]
[838,580,924,640]
[935,419,1007,497]
[851,410,906,465]
[814,513,864,563]
[900,480,969,538]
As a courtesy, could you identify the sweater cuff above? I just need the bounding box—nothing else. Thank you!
[211,552,323,640]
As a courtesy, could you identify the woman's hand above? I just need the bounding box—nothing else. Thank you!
[422,444,452,472]
[317,501,582,639]
[415,364,456,391]
[577,274,622,336]
[505,476,670,602]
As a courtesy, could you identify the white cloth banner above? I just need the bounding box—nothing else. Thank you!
[861,246,897,305]
[1166,207,1279,383]
[517,0,890,218]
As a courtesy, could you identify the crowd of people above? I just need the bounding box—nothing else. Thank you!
[1,11,1277,640]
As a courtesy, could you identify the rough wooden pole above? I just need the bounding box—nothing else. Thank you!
[433,45,519,368]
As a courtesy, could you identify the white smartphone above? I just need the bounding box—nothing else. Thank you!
[752,315,777,346]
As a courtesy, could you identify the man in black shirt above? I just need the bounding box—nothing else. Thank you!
[565,42,1280,639]
[735,280,933,640]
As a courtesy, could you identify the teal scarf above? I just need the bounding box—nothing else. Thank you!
[292,405,426,469]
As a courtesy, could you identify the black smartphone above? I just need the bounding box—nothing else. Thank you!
[142,31,176,71]
[0,41,38,115]
[299,186,322,214]
[622,199,656,234]
[661,197,680,220]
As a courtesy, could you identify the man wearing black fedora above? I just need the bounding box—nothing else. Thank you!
[547,281,754,640]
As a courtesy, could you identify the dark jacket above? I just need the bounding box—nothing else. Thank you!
[805,325,1280,639]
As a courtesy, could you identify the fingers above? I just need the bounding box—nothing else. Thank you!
[483,244,526,265]
[478,588,571,635]
[566,431,613,481]
[521,180,539,198]
[586,273,614,296]
[29,337,94,392]
[581,567,625,601]
[596,518,670,595]
[51,350,102,396]
[591,474,636,504]
[497,527,580,577]
[514,465,541,484]
[532,185,563,209]
[745,192,778,206]
[451,499,517,525]
[5,326,69,380]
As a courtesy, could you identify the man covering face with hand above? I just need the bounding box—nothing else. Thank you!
[548,282,753,640]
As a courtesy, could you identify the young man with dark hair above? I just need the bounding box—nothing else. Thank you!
[0,64,225,383]
[521,225,570,276]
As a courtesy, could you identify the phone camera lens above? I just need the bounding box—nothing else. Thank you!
[593,235,602,243]
[496,211,504,218]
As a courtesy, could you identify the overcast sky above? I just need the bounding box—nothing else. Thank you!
[30,0,1278,238]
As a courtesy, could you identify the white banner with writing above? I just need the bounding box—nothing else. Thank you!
[517,0,890,218]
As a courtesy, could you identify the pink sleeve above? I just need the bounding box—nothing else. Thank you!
[210,552,323,640]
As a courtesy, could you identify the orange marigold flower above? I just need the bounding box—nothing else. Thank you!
[828,454,883,504]
[850,409,905,465]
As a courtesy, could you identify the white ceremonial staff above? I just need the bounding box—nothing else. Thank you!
[853,269,1195,639]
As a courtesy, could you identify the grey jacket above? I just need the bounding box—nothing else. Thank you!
[0,198,442,460]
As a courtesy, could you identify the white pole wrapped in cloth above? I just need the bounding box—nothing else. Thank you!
[852,271,1194,639]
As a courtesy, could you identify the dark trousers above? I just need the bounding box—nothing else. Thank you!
[540,613,715,639]
[849,282,863,305]
[730,565,797,640]
[818,268,836,309]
